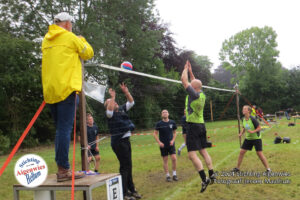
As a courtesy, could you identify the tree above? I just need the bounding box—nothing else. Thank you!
[0,27,56,151]
[280,66,300,111]
[213,64,236,88]
[219,26,283,112]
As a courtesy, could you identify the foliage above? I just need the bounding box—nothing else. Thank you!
[0,1,299,152]
[219,26,288,112]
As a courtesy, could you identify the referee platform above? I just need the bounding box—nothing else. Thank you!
[13,173,119,200]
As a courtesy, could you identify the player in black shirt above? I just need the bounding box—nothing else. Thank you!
[154,110,178,182]
[86,114,100,172]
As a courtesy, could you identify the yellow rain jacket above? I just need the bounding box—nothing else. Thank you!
[42,24,94,104]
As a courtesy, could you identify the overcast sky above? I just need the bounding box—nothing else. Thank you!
[155,0,299,71]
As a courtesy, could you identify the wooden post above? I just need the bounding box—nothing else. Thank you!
[234,84,242,147]
[210,100,213,121]
[79,61,88,171]
[79,61,88,200]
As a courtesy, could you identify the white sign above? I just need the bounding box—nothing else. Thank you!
[106,175,123,200]
[84,81,106,103]
[14,154,48,188]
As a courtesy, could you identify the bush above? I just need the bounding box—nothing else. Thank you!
[0,130,10,155]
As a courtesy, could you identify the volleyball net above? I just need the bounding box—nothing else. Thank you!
[84,63,240,135]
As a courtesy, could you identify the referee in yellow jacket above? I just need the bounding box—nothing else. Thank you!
[42,12,94,182]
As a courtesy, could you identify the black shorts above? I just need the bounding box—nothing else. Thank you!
[88,149,100,157]
[160,145,176,157]
[241,139,262,151]
[186,123,207,152]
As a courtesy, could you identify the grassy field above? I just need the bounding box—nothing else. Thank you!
[0,119,299,199]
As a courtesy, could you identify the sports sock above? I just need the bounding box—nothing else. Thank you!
[179,143,186,151]
[173,171,177,176]
[209,169,214,177]
[166,172,170,177]
[199,170,206,182]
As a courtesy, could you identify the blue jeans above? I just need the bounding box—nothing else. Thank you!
[49,92,79,169]
[285,111,290,120]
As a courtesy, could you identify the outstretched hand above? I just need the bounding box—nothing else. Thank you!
[120,82,129,94]
[108,88,116,98]
[184,60,189,70]
[187,60,192,72]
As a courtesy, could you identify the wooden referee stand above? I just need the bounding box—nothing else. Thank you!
[13,63,121,200]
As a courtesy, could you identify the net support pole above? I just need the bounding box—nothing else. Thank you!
[234,84,242,147]
[79,61,88,200]
[210,100,214,121]
[80,61,89,170]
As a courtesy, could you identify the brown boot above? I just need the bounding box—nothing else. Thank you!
[57,166,85,182]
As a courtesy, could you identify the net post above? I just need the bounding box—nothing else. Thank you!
[234,83,242,147]
[79,61,89,171]
[210,100,214,121]
[79,61,89,200]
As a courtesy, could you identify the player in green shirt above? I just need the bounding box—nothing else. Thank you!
[181,60,215,193]
[233,105,271,173]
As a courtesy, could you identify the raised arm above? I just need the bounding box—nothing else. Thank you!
[120,82,134,103]
[188,60,195,81]
[181,61,190,89]
[107,88,116,112]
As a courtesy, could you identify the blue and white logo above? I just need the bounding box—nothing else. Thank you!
[14,154,48,188]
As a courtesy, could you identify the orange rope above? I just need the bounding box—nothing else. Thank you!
[0,101,46,176]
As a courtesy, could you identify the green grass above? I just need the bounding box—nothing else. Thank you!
[0,119,299,199]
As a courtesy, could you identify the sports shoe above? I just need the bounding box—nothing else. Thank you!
[177,149,181,156]
[173,175,178,181]
[232,167,240,172]
[209,173,216,185]
[166,176,172,182]
[200,178,210,193]
[128,190,142,199]
[124,195,136,200]
[265,169,271,175]
[56,169,85,182]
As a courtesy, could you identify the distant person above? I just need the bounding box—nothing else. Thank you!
[42,12,94,182]
[181,60,215,193]
[154,110,178,182]
[251,105,257,119]
[86,114,101,173]
[257,107,264,121]
[177,109,187,156]
[285,108,293,120]
[232,105,271,173]
[104,83,141,200]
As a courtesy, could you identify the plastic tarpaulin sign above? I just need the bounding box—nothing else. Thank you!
[84,81,106,103]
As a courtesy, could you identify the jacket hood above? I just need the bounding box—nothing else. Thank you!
[45,24,68,41]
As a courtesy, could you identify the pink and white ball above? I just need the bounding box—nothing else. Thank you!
[120,61,133,71]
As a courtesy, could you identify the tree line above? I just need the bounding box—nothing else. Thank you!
[0,0,299,154]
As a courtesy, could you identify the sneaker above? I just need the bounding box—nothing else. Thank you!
[209,173,216,185]
[265,169,271,175]
[131,191,142,199]
[177,149,181,156]
[124,195,136,200]
[56,169,85,182]
[173,175,178,181]
[232,167,240,172]
[166,176,172,182]
[200,178,210,193]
